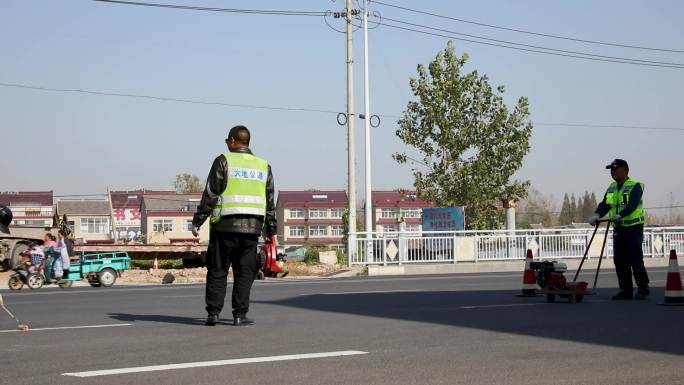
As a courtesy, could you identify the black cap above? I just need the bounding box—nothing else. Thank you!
[606,159,629,169]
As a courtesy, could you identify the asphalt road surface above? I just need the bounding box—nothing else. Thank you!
[1,267,682,385]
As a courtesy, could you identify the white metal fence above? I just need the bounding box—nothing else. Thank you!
[349,227,684,265]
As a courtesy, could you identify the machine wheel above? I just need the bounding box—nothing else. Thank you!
[98,268,117,287]
[575,294,584,303]
[8,276,23,290]
[568,294,577,304]
[58,280,73,289]
[27,273,44,290]
[256,271,265,280]
[546,294,556,303]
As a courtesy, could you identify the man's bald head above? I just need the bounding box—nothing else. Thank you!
[227,125,251,148]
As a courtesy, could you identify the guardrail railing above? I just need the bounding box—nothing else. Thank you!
[348,227,684,265]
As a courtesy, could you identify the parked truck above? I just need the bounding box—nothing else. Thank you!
[0,205,63,271]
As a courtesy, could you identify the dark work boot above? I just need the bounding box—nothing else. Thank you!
[233,316,255,326]
[611,290,633,300]
[634,288,650,300]
[205,314,219,326]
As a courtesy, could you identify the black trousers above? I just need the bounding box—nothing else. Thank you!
[613,224,649,291]
[205,231,259,318]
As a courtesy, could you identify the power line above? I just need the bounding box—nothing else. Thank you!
[0,82,338,114]
[378,16,684,68]
[2,81,683,132]
[93,0,326,16]
[533,122,684,132]
[376,20,684,69]
[372,0,684,53]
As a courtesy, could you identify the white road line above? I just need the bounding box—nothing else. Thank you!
[62,350,369,377]
[0,323,132,333]
[304,289,426,296]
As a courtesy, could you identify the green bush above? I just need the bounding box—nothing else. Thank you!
[336,249,347,265]
[131,259,184,270]
[303,246,347,265]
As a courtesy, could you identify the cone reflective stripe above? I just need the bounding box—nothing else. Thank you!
[659,249,684,306]
[519,249,538,297]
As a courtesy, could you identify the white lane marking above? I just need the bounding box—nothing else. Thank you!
[62,350,369,377]
[303,289,426,296]
[0,323,132,333]
[161,294,204,298]
[460,299,609,309]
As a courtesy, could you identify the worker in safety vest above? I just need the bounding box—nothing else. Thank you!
[588,159,649,300]
[192,125,277,326]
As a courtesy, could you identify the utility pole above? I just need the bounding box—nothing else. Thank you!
[362,0,373,239]
[345,0,356,266]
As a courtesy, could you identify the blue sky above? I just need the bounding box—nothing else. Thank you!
[2,0,683,215]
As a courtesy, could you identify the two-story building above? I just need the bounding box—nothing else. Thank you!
[110,189,176,241]
[0,191,54,227]
[57,199,113,243]
[140,194,209,244]
[371,190,433,233]
[276,190,348,248]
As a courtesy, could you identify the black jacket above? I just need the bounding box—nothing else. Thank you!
[192,148,277,236]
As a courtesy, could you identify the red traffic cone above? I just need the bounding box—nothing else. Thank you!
[658,249,684,306]
[517,249,538,297]
[152,257,159,271]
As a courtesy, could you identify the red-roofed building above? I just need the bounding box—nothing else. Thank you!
[370,190,433,233]
[0,191,54,227]
[276,190,348,248]
[110,189,176,241]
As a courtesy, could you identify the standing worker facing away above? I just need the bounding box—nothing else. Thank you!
[192,125,277,326]
[588,159,649,300]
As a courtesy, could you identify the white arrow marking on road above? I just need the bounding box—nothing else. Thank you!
[62,350,369,377]
[0,323,132,333]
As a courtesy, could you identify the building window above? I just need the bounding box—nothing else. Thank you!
[25,208,41,217]
[400,208,422,218]
[309,208,328,218]
[152,219,174,232]
[381,208,399,218]
[309,225,328,237]
[383,225,398,233]
[289,225,305,237]
[330,208,345,218]
[67,221,75,233]
[331,225,344,237]
[81,217,109,234]
[288,208,304,218]
[405,224,420,232]
[181,219,193,232]
[183,200,200,212]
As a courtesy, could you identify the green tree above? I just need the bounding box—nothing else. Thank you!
[570,194,578,224]
[174,173,203,194]
[580,191,596,220]
[558,193,572,225]
[394,42,533,229]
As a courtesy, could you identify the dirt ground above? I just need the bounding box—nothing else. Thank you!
[0,261,348,287]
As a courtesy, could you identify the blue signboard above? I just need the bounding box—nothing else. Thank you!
[421,207,465,232]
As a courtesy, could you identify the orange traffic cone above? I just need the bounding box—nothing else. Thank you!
[658,249,684,306]
[152,257,159,270]
[517,249,538,297]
